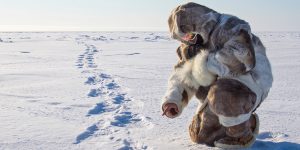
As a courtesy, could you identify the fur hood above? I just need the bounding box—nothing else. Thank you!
[168,2,219,45]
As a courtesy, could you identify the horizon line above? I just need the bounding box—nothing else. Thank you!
[1,30,300,33]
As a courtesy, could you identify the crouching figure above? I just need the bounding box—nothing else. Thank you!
[162,2,273,149]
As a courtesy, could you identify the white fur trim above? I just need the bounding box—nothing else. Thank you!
[192,51,217,87]
[218,113,251,127]
[176,51,216,89]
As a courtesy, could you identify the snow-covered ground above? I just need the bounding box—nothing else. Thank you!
[0,32,299,150]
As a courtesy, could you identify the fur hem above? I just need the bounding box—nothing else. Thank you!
[214,113,259,149]
[161,98,183,118]
[214,137,255,149]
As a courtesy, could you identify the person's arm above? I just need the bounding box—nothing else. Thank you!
[207,29,256,77]
[161,70,196,118]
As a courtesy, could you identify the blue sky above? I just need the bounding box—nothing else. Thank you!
[0,0,299,31]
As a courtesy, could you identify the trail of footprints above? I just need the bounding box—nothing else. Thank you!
[76,44,98,69]
[74,42,149,149]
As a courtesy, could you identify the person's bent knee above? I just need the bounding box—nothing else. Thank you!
[207,78,256,119]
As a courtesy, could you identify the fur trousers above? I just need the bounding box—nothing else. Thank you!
[189,78,258,147]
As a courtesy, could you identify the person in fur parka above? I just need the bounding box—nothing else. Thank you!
[161,2,273,148]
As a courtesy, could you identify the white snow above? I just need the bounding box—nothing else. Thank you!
[0,32,299,150]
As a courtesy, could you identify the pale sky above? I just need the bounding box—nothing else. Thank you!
[0,0,299,31]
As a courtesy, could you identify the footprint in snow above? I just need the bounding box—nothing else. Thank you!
[86,103,106,116]
[100,73,111,79]
[85,76,97,85]
[111,112,141,127]
[252,140,300,150]
[106,82,119,90]
[118,139,134,150]
[74,124,99,144]
[113,94,126,104]
[257,132,288,140]
[88,89,101,97]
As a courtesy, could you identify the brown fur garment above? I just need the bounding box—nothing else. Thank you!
[175,43,204,68]
[168,2,256,76]
[189,78,257,146]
